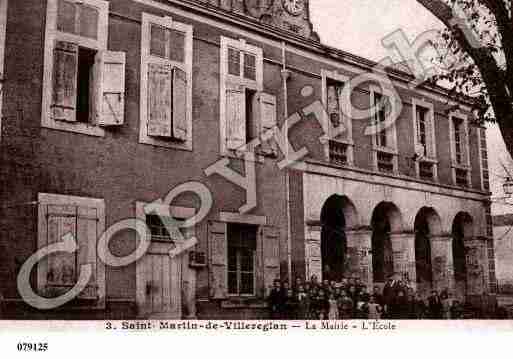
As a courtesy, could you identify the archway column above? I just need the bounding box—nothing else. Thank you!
[389,232,416,290]
[345,229,372,288]
[464,236,489,297]
[430,235,455,293]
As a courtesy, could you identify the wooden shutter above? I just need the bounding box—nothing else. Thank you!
[208,221,227,299]
[172,67,187,141]
[225,84,246,150]
[147,63,173,137]
[257,92,278,156]
[52,41,78,123]
[262,226,280,297]
[76,206,99,298]
[95,50,126,126]
[46,204,77,287]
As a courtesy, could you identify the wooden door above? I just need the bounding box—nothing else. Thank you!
[137,242,182,319]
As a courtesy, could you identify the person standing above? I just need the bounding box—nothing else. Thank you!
[268,279,284,319]
[428,290,443,319]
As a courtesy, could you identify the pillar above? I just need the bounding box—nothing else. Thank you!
[464,237,489,297]
[305,225,322,281]
[430,235,455,294]
[389,232,416,291]
[345,230,373,288]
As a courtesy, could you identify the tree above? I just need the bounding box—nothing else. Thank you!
[416,0,513,155]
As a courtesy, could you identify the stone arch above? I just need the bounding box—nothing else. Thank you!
[414,207,442,295]
[370,202,403,283]
[320,195,359,281]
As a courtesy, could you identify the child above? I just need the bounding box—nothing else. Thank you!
[367,295,382,320]
[317,289,329,319]
[297,285,310,319]
[338,290,354,319]
[328,293,339,320]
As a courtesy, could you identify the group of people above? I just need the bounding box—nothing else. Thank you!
[268,274,466,320]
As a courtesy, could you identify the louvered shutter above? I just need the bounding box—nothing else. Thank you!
[257,93,278,156]
[52,41,78,123]
[225,84,246,150]
[95,50,126,126]
[262,226,280,297]
[76,206,99,298]
[172,67,187,141]
[208,221,227,299]
[147,63,173,137]
[46,204,77,288]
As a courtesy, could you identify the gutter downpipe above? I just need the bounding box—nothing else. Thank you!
[281,41,293,281]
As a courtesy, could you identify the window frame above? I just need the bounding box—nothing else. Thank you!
[37,193,106,307]
[226,223,258,298]
[449,110,471,186]
[412,98,438,181]
[219,36,264,157]
[139,13,194,150]
[41,0,109,137]
[369,85,399,173]
[321,69,353,166]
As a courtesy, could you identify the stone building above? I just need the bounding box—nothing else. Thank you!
[0,0,495,319]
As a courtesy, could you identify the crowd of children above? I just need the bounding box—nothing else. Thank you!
[268,274,467,320]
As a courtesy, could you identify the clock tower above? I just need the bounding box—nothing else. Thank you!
[198,0,318,40]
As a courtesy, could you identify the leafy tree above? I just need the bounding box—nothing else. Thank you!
[417,0,513,154]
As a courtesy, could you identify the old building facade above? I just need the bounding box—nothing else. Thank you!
[0,0,495,319]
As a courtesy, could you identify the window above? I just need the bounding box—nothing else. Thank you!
[37,193,105,305]
[42,0,125,136]
[140,13,193,150]
[449,111,471,187]
[227,224,257,296]
[370,87,398,173]
[412,99,437,181]
[322,70,353,165]
[220,37,277,157]
[374,92,389,148]
[479,127,490,192]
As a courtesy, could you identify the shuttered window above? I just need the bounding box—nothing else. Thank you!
[37,193,105,303]
[44,0,120,135]
[140,13,192,148]
[208,221,279,299]
[221,37,266,156]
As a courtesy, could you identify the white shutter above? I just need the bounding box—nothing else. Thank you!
[147,63,173,137]
[95,50,126,126]
[208,221,227,299]
[256,92,278,156]
[76,206,99,299]
[46,204,77,287]
[225,83,246,150]
[172,67,188,141]
[52,41,78,123]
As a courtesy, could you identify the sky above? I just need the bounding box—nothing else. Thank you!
[309,0,443,62]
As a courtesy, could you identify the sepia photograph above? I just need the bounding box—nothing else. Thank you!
[0,0,513,355]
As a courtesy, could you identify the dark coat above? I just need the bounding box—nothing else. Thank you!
[428,295,443,319]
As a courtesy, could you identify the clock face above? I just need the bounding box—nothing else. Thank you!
[282,0,304,16]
